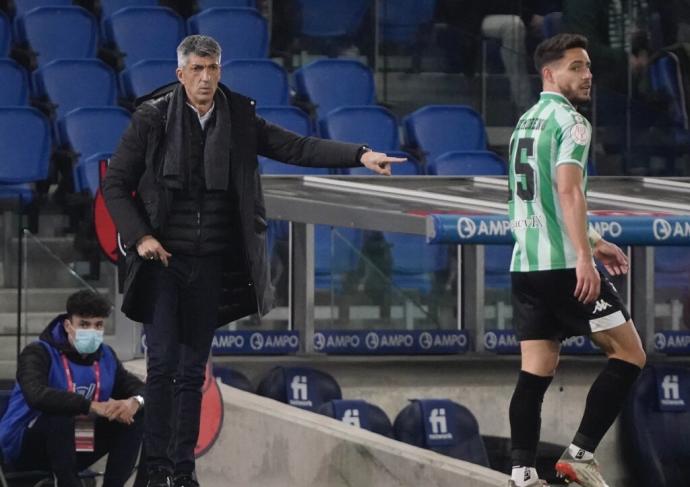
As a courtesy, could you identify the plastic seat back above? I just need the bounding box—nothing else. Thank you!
[34,59,117,119]
[318,399,394,438]
[223,59,288,105]
[428,150,506,176]
[60,107,130,162]
[99,0,157,19]
[322,105,399,152]
[394,398,490,466]
[655,247,690,291]
[212,365,252,392]
[257,106,311,135]
[256,366,342,412]
[198,0,256,9]
[0,60,29,106]
[188,8,268,60]
[0,107,50,183]
[295,0,370,38]
[542,11,563,39]
[17,6,97,66]
[383,232,448,293]
[106,7,185,69]
[0,11,10,57]
[120,59,178,99]
[378,0,437,45]
[13,0,72,17]
[294,59,375,119]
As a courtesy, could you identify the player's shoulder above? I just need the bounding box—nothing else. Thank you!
[552,101,590,128]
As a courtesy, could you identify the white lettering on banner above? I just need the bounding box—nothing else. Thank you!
[562,336,586,348]
[434,334,467,348]
[593,299,612,313]
[498,333,518,348]
[661,375,685,406]
[654,333,667,350]
[313,333,326,351]
[290,375,308,401]
[213,334,245,349]
[342,409,361,428]
[484,332,498,350]
[457,217,477,239]
[667,335,690,348]
[653,219,672,240]
[380,334,414,348]
[325,334,360,349]
[261,335,299,349]
[365,332,380,350]
[673,222,690,238]
[419,332,433,350]
[429,408,452,440]
[591,221,622,238]
[250,333,264,350]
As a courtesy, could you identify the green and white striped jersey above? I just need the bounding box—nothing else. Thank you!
[508,91,592,272]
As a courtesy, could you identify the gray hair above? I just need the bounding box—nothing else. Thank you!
[176,35,222,68]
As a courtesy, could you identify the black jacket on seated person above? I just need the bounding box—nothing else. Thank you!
[103,82,366,327]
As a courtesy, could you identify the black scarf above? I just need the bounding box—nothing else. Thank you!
[162,84,231,191]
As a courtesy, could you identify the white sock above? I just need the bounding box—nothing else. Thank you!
[568,443,594,461]
[511,466,539,485]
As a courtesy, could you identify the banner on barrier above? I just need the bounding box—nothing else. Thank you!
[313,330,469,354]
[654,331,690,355]
[483,330,601,354]
[427,214,690,246]
[211,331,300,355]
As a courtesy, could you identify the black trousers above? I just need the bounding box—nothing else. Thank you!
[143,255,222,474]
[14,411,144,487]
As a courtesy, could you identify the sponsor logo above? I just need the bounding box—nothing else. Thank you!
[342,409,361,428]
[213,334,245,349]
[653,219,672,240]
[575,449,585,460]
[591,221,622,238]
[250,333,264,351]
[593,299,612,314]
[655,333,667,351]
[313,332,326,351]
[457,217,477,239]
[365,332,380,350]
[419,332,433,350]
[484,331,498,350]
[511,215,544,230]
[661,374,685,407]
[75,383,96,399]
[289,375,312,407]
[428,408,452,440]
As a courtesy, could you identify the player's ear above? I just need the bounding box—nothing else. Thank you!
[542,65,554,84]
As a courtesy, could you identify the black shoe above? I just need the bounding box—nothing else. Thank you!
[147,469,172,487]
[173,474,199,487]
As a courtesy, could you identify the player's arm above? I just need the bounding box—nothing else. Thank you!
[589,228,629,276]
[557,164,600,304]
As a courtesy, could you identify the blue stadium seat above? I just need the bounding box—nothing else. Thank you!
[0,107,50,183]
[383,232,447,294]
[294,59,376,119]
[542,11,563,39]
[105,7,185,69]
[99,0,157,19]
[345,154,420,176]
[655,247,690,291]
[485,245,513,290]
[321,105,399,152]
[378,0,437,46]
[188,8,268,60]
[77,152,112,196]
[404,105,487,163]
[259,159,328,176]
[256,366,342,412]
[295,0,370,39]
[212,365,252,392]
[318,399,394,438]
[621,364,690,486]
[198,0,256,8]
[257,106,312,135]
[12,0,72,17]
[222,59,289,106]
[428,150,506,176]
[314,226,363,291]
[393,399,490,466]
[33,59,117,120]
[16,6,97,67]
[650,54,689,132]
[0,11,10,57]
[120,59,178,100]
[59,107,130,183]
[0,59,29,106]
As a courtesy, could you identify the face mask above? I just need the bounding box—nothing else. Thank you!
[73,329,104,354]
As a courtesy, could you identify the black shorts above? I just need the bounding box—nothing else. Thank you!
[511,268,631,341]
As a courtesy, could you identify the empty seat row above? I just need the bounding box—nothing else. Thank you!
[7,6,267,69]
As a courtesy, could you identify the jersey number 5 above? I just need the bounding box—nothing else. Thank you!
[512,137,535,201]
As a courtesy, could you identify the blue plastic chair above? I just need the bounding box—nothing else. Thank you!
[12,0,72,17]
[294,59,376,119]
[295,0,370,39]
[257,106,312,136]
[428,150,506,176]
[105,7,185,69]
[99,0,158,19]
[620,365,690,486]
[0,11,10,57]
[650,55,689,131]
[16,6,97,67]
[75,152,112,196]
[188,8,268,60]
[318,399,394,438]
[383,232,447,294]
[0,59,29,106]
[222,59,289,106]
[33,59,118,120]
[655,247,690,291]
[256,366,342,412]
[0,107,50,184]
[120,59,178,99]
[404,105,487,163]
[198,0,256,8]
[314,225,363,291]
[321,105,399,152]
[394,399,490,466]
[60,106,130,163]
[378,0,437,46]
[485,245,513,290]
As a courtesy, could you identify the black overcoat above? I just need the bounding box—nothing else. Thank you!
[103,83,364,326]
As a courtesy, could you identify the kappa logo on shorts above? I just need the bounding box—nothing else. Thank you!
[593,299,612,313]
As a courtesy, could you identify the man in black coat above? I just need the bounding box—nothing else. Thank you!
[103,34,402,487]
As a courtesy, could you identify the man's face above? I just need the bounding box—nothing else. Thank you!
[177,54,221,108]
[547,48,593,104]
[64,315,105,345]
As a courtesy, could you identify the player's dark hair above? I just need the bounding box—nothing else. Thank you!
[534,33,589,73]
[66,290,111,318]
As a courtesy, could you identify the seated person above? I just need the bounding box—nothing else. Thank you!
[0,290,145,487]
